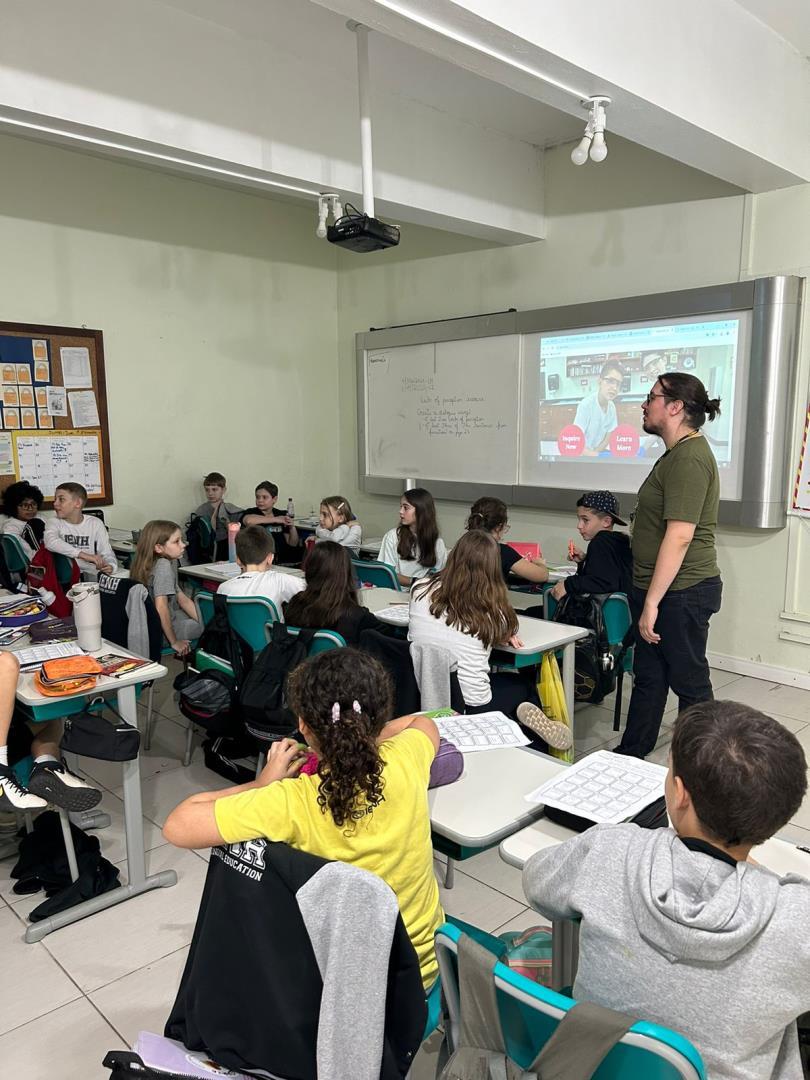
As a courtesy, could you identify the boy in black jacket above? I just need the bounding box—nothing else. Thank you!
[550,490,632,601]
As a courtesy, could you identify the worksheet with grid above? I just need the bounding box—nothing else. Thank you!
[525,749,667,824]
[435,711,531,752]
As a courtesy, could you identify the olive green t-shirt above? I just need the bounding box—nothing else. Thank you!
[631,433,720,591]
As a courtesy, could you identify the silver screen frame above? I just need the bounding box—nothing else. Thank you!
[356,276,803,529]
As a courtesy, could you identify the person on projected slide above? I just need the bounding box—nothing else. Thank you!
[573,361,624,454]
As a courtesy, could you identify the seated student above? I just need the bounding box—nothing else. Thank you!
[466,497,548,587]
[378,488,447,587]
[241,481,302,565]
[408,530,571,750]
[217,525,304,613]
[0,652,101,812]
[284,540,392,644]
[131,521,203,658]
[523,700,810,1080]
[44,482,117,578]
[314,495,362,555]
[1,480,46,559]
[163,648,444,990]
[549,490,632,603]
[189,471,243,561]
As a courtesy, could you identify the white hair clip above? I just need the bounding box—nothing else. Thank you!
[331,702,341,724]
[352,700,361,714]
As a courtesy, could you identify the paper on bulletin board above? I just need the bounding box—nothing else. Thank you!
[68,390,100,428]
[0,433,13,474]
[12,429,103,497]
[46,386,67,416]
[60,347,92,389]
[791,402,810,517]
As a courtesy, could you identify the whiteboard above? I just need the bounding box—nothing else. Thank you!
[365,336,520,484]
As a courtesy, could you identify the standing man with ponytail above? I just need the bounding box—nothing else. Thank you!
[617,373,723,759]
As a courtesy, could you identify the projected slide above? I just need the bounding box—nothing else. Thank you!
[534,315,741,467]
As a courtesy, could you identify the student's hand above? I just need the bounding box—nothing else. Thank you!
[259,738,307,784]
[98,562,114,575]
[569,545,585,563]
[173,639,192,658]
[78,551,99,566]
[507,633,524,648]
[638,602,661,645]
[550,581,566,601]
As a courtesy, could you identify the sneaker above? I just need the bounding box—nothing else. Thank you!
[27,760,102,812]
[516,703,573,752]
[0,763,48,812]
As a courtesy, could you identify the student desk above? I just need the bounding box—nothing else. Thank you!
[110,537,135,558]
[499,820,810,991]
[358,537,383,559]
[360,587,589,728]
[178,562,305,585]
[429,746,565,886]
[10,641,174,943]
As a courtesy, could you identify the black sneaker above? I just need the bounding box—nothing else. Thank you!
[0,763,48,813]
[27,760,102,812]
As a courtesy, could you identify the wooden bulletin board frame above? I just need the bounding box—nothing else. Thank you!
[0,322,112,508]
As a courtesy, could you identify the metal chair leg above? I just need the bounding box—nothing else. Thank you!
[255,751,267,779]
[445,857,455,889]
[183,722,195,767]
[144,683,155,750]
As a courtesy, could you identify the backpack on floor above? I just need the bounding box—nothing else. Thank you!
[197,593,254,686]
[240,622,315,742]
[552,592,619,705]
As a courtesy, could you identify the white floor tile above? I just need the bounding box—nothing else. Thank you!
[39,846,207,993]
[0,996,121,1079]
[711,676,810,721]
[139,760,230,828]
[452,844,527,904]
[438,868,525,932]
[68,717,195,795]
[492,907,547,936]
[0,906,82,1034]
[90,946,190,1046]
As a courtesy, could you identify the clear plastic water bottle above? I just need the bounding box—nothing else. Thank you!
[287,498,295,520]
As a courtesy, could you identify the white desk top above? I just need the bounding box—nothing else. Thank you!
[499,818,810,881]
[360,587,588,655]
[12,640,167,707]
[429,748,566,847]
[179,562,304,583]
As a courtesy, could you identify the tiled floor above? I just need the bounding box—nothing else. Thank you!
[1,668,808,1078]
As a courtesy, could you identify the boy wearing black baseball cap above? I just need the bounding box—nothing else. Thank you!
[549,490,632,601]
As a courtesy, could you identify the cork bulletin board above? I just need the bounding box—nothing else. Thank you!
[0,322,113,506]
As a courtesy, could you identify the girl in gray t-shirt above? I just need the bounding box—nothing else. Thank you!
[131,520,203,656]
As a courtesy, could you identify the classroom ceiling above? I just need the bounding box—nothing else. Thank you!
[0,0,808,245]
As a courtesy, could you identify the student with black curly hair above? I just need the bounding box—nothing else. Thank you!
[163,649,444,989]
[1,480,45,558]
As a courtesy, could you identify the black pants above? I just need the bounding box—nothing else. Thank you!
[619,576,722,758]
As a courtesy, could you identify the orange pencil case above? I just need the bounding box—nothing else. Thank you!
[35,655,103,697]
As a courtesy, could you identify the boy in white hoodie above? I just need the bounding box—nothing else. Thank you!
[44,482,117,578]
[523,700,810,1080]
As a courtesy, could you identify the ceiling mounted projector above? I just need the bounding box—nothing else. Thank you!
[327,206,400,252]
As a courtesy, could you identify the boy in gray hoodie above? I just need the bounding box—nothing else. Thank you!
[523,700,810,1080]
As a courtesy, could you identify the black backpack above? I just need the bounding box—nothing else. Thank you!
[197,593,253,686]
[553,592,623,705]
[240,623,315,743]
[185,513,216,565]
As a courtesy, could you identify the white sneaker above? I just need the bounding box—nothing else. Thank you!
[0,764,48,812]
[516,703,573,751]
[27,760,102,812]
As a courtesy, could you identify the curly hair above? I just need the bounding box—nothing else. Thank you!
[287,649,394,830]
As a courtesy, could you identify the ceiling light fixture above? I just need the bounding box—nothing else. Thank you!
[571,96,611,165]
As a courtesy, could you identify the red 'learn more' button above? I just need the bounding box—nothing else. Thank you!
[609,424,640,458]
[557,424,585,457]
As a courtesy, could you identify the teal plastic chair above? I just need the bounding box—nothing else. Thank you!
[197,592,280,652]
[285,626,346,653]
[53,552,76,587]
[351,559,401,591]
[0,533,29,578]
[435,922,705,1079]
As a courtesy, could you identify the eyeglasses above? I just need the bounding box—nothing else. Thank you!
[601,376,622,387]
[18,501,38,510]
[643,391,670,406]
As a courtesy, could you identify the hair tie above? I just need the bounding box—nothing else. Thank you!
[352,700,362,714]
[331,702,340,724]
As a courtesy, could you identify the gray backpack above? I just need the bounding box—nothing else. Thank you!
[440,934,636,1080]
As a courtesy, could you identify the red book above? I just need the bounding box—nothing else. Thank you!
[507,541,542,560]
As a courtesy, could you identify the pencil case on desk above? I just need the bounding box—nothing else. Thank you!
[0,597,48,627]
[35,655,103,696]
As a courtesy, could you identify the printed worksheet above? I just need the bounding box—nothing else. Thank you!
[435,712,531,753]
[525,749,667,823]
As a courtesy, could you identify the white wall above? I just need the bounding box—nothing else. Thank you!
[0,133,340,524]
[337,140,810,678]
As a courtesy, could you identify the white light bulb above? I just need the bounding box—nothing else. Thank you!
[316,197,329,238]
[589,130,608,162]
[316,221,327,238]
[570,135,592,166]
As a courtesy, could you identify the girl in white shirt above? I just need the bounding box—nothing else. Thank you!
[1,481,46,559]
[408,530,571,750]
[314,495,362,555]
[378,488,447,587]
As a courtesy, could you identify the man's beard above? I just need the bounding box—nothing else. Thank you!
[642,416,659,435]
